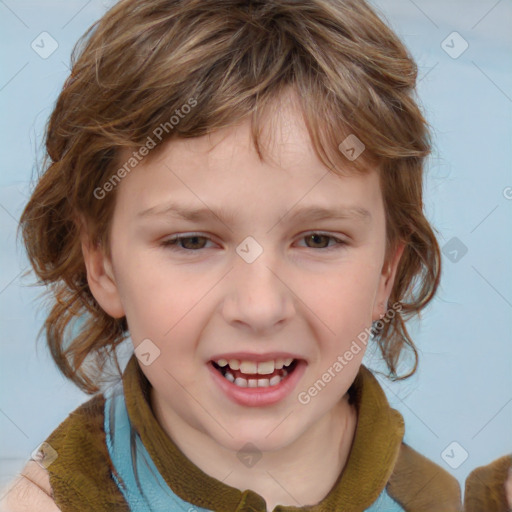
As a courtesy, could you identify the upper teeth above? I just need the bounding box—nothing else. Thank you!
[215,358,294,374]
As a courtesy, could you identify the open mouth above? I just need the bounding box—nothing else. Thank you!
[210,358,299,388]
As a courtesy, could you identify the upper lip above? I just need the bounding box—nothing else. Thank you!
[209,352,305,363]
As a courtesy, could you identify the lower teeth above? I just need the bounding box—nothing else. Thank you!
[212,360,297,388]
[225,371,288,388]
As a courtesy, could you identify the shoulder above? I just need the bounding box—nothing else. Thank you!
[0,392,107,512]
[2,391,128,512]
[386,442,462,512]
[42,391,129,511]
[0,460,60,512]
[463,454,512,512]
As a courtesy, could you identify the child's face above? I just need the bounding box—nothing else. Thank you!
[84,93,403,453]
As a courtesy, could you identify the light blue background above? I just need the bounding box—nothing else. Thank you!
[1,0,511,502]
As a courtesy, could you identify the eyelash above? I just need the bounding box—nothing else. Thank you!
[160,232,347,253]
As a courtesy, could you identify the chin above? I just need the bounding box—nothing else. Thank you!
[208,419,303,455]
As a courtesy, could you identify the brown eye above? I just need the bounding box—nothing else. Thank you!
[300,233,347,250]
[305,234,330,249]
[161,235,210,251]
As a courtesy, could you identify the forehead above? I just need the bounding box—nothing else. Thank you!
[136,91,326,170]
[113,93,382,221]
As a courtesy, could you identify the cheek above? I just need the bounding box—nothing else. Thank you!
[295,258,382,336]
[112,250,189,337]
[115,254,217,366]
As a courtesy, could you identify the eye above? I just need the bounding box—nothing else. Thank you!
[161,234,213,251]
[160,232,347,253]
[298,232,347,251]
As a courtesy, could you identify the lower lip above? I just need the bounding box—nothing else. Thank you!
[207,360,307,407]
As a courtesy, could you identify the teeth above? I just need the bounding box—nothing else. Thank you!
[223,372,287,388]
[234,377,247,387]
[216,358,295,374]
[269,375,281,386]
[240,361,257,374]
[257,360,275,374]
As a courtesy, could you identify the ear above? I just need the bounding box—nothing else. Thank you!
[371,241,405,322]
[80,226,125,319]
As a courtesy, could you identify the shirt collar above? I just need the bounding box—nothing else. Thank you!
[122,354,404,511]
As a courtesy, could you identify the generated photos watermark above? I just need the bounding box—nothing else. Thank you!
[93,97,198,200]
[297,301,402,405]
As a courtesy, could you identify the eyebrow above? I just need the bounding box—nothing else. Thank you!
[137,202,372,225]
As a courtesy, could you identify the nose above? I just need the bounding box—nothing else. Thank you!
[221,244,295,334]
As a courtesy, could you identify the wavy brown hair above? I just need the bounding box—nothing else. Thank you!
[18,0,441,394]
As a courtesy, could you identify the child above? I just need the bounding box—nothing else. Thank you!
[4,0,495,510]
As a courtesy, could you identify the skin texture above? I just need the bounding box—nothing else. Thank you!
[81,91,404,509]
[0,461,60,512]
